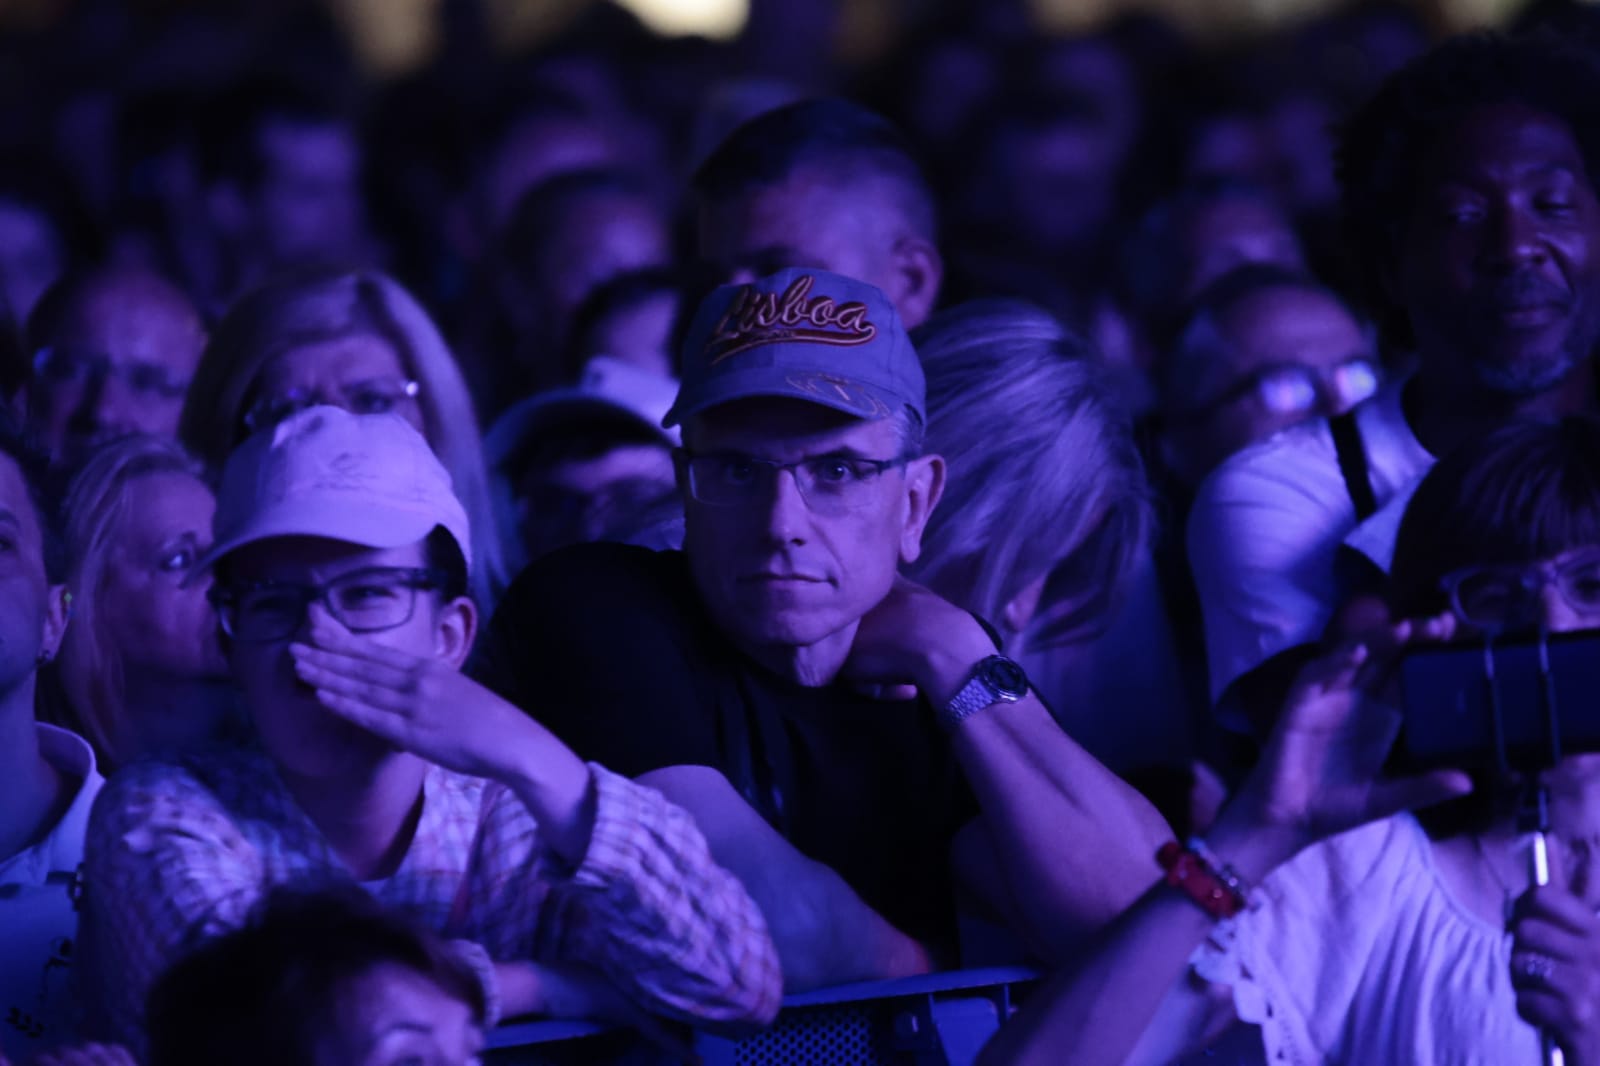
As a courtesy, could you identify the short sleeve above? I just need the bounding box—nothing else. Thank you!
[1187,425,1355,703]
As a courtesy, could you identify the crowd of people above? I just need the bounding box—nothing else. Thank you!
[4,0,1600,1063]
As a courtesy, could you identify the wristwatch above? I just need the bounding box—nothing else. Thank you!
[939,654,1029,730]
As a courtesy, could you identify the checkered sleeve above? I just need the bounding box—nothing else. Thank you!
[80,763,266,1049]
[549,765,782,1028]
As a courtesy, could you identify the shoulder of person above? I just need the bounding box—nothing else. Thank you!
[1191,418,1342,515]
[85,754,246,858]
[1261,814,1424,906]
[474,545,721,762]
[494,543,691,622]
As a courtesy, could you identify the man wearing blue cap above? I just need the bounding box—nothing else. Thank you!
[479,269,1169,987]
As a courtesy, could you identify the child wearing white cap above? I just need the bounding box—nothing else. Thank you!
[79,406,780,1053]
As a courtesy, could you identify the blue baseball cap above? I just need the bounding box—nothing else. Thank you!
[663,268,926,427]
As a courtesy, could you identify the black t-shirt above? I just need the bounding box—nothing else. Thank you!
[474,542,976,948]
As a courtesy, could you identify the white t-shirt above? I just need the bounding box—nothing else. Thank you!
[0,724,103,1059]
[1192,815,1538,1066]
[1187,381,1434,703]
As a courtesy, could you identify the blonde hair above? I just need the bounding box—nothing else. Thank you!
[58,435,207,768]
[179,269,508,606]
[910,299,1152,646]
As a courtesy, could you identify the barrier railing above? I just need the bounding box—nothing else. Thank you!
[484,966,1041,1066]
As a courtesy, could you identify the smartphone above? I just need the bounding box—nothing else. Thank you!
[1399,628,1600,771]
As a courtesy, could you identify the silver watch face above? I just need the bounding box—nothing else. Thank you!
[981,656,1028,700]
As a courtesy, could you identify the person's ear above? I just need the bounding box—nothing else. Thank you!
[433,596,478,669]
[40,584,69,662]
[898,453,946,565]
[887,235,943,328]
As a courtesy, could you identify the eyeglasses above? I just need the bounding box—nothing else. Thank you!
[210,566,448,643]
[242,378,422,434]
[1181,358,1381,420]
[681,450,910,516]
[32,346,191,401]
[1439,551,1600,630]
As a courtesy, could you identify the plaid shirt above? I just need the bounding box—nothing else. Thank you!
[81,746,781,1047]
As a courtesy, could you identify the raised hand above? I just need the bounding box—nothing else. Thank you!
[291,614,600,861]
[1232,614,1474,853]
[290,613,542,783]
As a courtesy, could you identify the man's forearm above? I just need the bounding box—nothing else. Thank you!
[951,694,1173,960]
[907,614,1170,958]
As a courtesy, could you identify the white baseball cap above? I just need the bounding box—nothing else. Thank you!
[192,406,471,580]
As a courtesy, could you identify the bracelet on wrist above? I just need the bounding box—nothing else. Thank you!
[1156,837,1252,920]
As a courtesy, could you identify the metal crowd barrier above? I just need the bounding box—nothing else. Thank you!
[484,966,1041,1066]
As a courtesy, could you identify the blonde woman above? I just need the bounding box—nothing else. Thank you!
[909,298,1151,649]
[178,268,509,606]
[53,435,235,771]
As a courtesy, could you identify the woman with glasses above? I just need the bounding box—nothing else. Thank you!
[177,268,509,608]
[44,435,238,772]
[981,415,1600,1066]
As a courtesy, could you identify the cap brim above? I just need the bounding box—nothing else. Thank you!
[662,366,903,427]
[185,503,445,587]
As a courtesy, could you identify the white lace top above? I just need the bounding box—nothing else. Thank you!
[1192,814,1542,1066]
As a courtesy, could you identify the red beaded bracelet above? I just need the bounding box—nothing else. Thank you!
[1157,840,1250,920]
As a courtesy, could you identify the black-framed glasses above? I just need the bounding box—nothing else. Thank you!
[1177,357,1381,421]
[32,346,191,400]
[242,378,422,434]
[210,566,448,642]
[681,449,911,516]
[1439,551,1600,630]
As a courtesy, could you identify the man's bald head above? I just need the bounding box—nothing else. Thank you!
[26,268,204,467]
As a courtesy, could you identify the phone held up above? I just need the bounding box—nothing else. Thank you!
[1399,628,1600,773]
